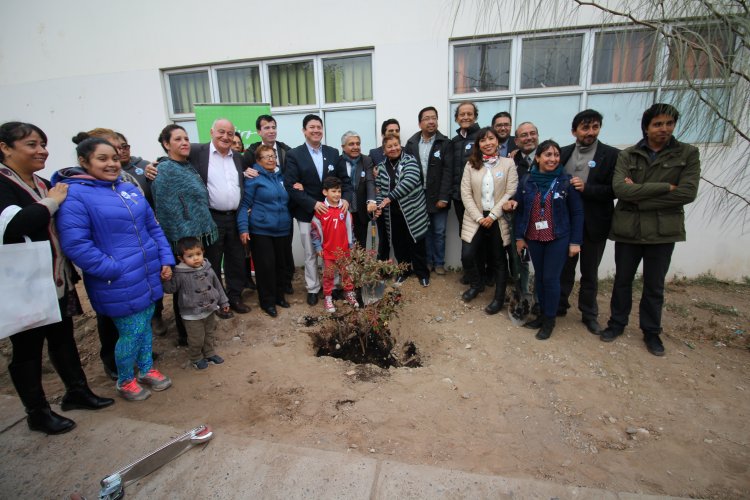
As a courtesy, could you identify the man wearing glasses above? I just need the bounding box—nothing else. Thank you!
[491,112,517,159]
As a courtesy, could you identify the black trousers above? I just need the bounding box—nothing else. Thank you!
[390,207,429,280]
[376,215,390,260]
[559,236,607,320]
[352,211,370,250]
[461,216,508,300]
[608,242,675,335]
[453,199,465,233]
[250,234,289,309]
[206,210,245,302]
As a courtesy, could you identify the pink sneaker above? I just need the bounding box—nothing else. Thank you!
[324,295,336,313]
[345,291,360,309]
[117,379,151,401]
[137,368,172,392]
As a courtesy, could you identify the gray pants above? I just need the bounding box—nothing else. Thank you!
[184,314,217,362]
[297,221,321,294]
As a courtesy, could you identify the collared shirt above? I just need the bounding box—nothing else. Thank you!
[306,142,324,180]
[498,138,511,158]
[206,142,241,211]
[481,162,496,211]
[418,134,435,189]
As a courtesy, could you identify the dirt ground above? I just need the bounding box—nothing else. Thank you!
[1,271,749,499]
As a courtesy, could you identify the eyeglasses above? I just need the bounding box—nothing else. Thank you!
[259,154,277,161]
[420,115,438,122]
[118,144,131,151]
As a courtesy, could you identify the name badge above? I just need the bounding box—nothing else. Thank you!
[535,220,549,230]
[327,165,334,172]
[553,192,561,199]
[495,172,503,178]
[465,144,472,150]
[135,167,144,175]
[434,151,441,158]
[360,171,365,178]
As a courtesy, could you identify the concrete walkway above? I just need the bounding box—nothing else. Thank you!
[0,395,688,499]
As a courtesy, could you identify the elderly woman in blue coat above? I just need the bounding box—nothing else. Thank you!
[237,144,292,318]
[54,138,175,401]
[505,139,583,340]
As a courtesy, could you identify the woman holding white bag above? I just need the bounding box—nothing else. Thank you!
[0,122,113,435]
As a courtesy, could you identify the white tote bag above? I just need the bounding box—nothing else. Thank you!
[0,206,62,339]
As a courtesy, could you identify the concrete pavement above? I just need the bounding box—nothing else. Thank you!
[0,395,690,499]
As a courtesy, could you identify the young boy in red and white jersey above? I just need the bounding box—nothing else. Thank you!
[311,177,359,313]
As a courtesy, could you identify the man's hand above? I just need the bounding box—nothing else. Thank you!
[341,199,349,212]
[243,168,259,179]
[571,176,585,192]
[293,182,303,191]
[314,201,328,215]
[569,244,581,257]
[502,200,518,212]
[366,201,377,213]
[624,177,634,185]
[436,201,448,209]
[145,163,158,181]
[240,233,250,245]
[515,238,528,256]
[508,149,519,159]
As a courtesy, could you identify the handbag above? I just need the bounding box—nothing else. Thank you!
[0,206,62,339]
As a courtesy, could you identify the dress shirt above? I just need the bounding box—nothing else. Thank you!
[481,163,495,211]
[418,134,435,189]
[206,142,241,211]
[306,142,324,180]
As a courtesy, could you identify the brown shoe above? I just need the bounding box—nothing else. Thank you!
[230,300,251,314]
[435,266,446,276]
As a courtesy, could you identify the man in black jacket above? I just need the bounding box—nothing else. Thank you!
[443,102,480,231]
[404,106,450,275]
[369,119,399,260]
[284,114,352,306]
[241,115,292,170]
[491,111,517,158]
[557,109,619,334]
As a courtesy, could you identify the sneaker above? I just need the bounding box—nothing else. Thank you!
[205,354,224,365]
[420,278,430,287]
[117,379,151,401]
[137,368,172,392]
[324,296,336,313]
[644,335,665,356]
[394,275,408,287]
[344,291,360,309]
[191,358,209,370]
[600,327,623,343]
[435,266,446,276]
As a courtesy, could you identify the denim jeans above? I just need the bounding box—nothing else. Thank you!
[426,210,448,267]
[527,237,570,318]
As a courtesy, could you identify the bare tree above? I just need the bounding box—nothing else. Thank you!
[454,0,750,227]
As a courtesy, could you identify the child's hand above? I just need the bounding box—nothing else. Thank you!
[160,266,172,281]
[317,251,323,258]
[221,305,231,313]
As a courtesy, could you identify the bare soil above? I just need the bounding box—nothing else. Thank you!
[1,272,749,499]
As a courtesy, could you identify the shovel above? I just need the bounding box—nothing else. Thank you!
[361,217,386,306]
[505,212,533,326]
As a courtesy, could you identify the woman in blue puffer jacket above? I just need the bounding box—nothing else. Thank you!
[53,138,175,401]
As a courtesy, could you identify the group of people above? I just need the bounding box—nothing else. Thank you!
[0,99,699,435]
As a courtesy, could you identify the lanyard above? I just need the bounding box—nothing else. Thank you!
[540,179,557,219]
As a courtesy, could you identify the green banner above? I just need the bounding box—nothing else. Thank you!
[194,103,271,147]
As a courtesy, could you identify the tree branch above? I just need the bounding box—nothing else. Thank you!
[701,175,750,208]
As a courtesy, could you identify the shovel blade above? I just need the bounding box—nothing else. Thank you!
[362,281,386,306]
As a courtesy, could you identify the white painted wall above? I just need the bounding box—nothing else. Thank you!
[1,0,747,278]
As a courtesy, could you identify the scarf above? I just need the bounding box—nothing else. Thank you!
[152,158,218,250]
[343,153,362,189]
[482,154,498,167]
[529,163,564,192]
[0,163,72,299]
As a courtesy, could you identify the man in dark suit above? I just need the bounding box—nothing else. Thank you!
[338,131,376,247]
[189,118,251,314]
[491,111,518,158]
[284,114,353,306]
[557,109,619,334]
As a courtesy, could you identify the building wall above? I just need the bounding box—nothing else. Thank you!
[1,0,747,278]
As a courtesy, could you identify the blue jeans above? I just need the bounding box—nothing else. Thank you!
[426,210,448,267]
[527,237,569,318]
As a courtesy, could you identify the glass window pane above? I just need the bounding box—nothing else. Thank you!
[661,88,729,143]
[453,41,511,93]
[168,71,210,114]
[324,108,377,152]
[268,61,316,107]
[515,95,580,143]
[668,25,734,80]
[273,113,308,147]
[593,30,658,84]
[587,92,655,145]
[323,55,373,104]
[217,66,262,103]
[449,100,511,129]
[521,35,583,89]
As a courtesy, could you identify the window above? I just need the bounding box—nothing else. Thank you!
[268,61,316,107]
[216,66,262,103]
[593,30,658,84]
[521,35,582,88]
[668,25,734,80]
[169,71,210,114]
[323,55,373,103]
[453,41,511,93]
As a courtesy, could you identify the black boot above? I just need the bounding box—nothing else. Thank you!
[484,299,503,315]
[523,315,544,329]
[9,360,76,435]
[535,316,556,340]
[462,286,483,302]
[49,345,114,411]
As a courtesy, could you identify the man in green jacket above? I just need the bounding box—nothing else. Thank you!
[600,103,701,356]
